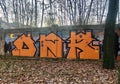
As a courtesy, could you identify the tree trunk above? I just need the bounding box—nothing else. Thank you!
[100,0,107,24]
[0,0,9,23]
[41,0,44,27]
[35,0,37,27]
[84,0,93,25]
[30,0,34,27]
[103,0,119,69]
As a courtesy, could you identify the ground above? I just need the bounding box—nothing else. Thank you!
[0,57,120,84]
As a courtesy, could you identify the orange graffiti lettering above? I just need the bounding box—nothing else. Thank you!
[67,32,100,59]
[39,33,63,58]
[12,34,36,57]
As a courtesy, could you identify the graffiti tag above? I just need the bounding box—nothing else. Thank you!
[12,32,100,59]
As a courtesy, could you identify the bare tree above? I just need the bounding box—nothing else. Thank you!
[0,0,116,28]
[35,0,37,26]
[84,0,93,25]
[100,0,108,24]
[0,0,9,23]
[41,0,44,27]
[13,0,19,27]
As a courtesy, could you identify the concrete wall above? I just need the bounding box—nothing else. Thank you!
[0,25,119,60]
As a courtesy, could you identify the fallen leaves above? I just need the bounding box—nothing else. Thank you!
[0,59,119,84]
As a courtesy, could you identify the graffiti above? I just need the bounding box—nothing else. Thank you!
[10,31,100,59]
[10,34,15,39]
[12,34,36,57]
[67,32,100,59]
[39,33,64,58]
